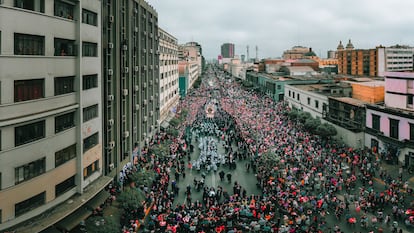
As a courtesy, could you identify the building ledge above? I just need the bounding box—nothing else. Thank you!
[3,175,113,233]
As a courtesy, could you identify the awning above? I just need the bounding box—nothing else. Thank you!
[160,121,170,129]
[55,190,110,231]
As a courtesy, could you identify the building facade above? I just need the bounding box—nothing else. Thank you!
[377,45,414,77]
[365,72,414,165]
[178,60,199,97]
[0,0,108,231]
[221,43,235,58]
[337,41,414,77]
[101,0,159,179]
[159,28,179,123]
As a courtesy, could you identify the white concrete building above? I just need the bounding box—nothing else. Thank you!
[284,84,331,119]
[159,28,179,124]
[0,1,108,231]
[377,45,414,77]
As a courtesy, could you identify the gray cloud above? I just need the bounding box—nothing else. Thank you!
[147,0,414,59]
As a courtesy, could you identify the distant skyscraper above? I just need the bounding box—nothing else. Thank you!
[221,43,235,58]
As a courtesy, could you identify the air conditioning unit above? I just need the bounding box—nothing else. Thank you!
[143,82,147,88]
[150,110,154,116]
[143,99,147,105]
[109,15,114,23]
[108,43,114,49]
[122,45,128,51]
[150,125,155,130]
[155,79,158,84]
[122,89,128,96]
[108,119,114,125]
[134,8,138,14]
[134,27,138,32]
[108,95,114,101]
[143,49,146,53]
[108,69,113,76]
[155,93,159,97]
[143,116,147,122]
[135,66,139,72]
[109,163,115,169]
[135,104,140,111]
[150,49,153,53]
[150,95,154,101]
[123,131,130,138]
[109,141,115,148]
[156,50,160,54]
[124,67,129,73]
[135,85,139,91]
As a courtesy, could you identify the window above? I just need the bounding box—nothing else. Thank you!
[55,112,75,133]
[0,31,2,54]
[408,95,413,105]
[297,93,300,101]
[389,118,399,139]
[82,9,97,26]
[14,33,45,55]
[83,104,98,122]
[15,191,45,217]
[315,100,319,109]
[289,90,291,97]
[15,0,44,13]
[15,121,45,146]
[410,123,414,141]
[82,42,97,57]
[54,0,74,20]
[14,79,44,102]
[55,176,75,197]
[54,38,76,56]
[83,74,98,90]
[83,160,99,179]
[307,97,310,105]
[277,85,281,90]
[15,158,46,184]
[372,114,380,131]
[322,103,327,112]
[55,76,74,95]
[84,132,98,152]
[55,144,76,167]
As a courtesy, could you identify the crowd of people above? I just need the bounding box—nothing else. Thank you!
[119,66,413,233]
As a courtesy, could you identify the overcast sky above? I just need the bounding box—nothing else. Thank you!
[146,0,414,60]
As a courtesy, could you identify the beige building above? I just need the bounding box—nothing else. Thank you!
[0,0,109,231]
[159,28,179,124]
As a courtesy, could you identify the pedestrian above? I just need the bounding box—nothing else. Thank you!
[219,171,225,181]
[227,173,232,182]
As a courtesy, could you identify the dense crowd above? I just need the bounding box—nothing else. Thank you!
[120,67,413,233]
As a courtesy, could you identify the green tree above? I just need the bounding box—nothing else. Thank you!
[85,215,120,233]
[117,188,146,212]
[304,117,321,133]
[288,109,299,120]
[298,111,312,124]
[169,117,180,127]
[315,122,337,138]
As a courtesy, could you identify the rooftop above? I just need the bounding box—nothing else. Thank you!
[330,97,368,107]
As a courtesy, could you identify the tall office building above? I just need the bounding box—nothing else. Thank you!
[159,28,179,124]
[101,0,159,179]
[221,43,235,58]
[0,1,109,232]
